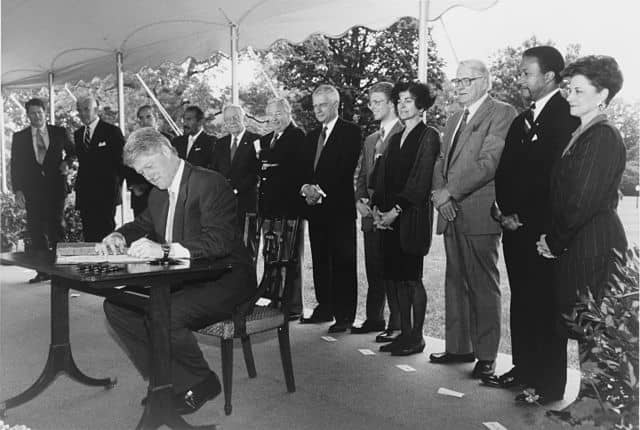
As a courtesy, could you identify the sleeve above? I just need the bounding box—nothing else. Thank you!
[234,137,259,194]
[117,205,157,243]
[61,127,76,163]
[397,127,441,210]
[546,125,625,256]
[354,147,368,201]
[447,104,517,201]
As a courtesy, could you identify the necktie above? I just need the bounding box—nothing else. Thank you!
[447,108,469,170]
[524,102,536,135]
[270,133,279,149]
[376,127,385,153]
[35,129,47,165]
[83,126,91,149]
[165,190,177,243]
[230,136,238,162]
[186,135,195,157]
[313,126,328,170]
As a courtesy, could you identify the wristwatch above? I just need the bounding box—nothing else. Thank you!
[161,243,171,260]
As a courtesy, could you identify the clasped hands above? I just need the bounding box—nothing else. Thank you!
[431,188,457,222]
[490,202,524,232]
[96,233,164,259]
[372,206,398,230]
[301,184,327,206]
[536,234,556,259]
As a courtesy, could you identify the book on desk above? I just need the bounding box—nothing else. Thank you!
[55,242,152,264]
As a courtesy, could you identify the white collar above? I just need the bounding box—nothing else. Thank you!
[188,128,203,142]
[380,118,399,138]
[231,129,245,144]
[532,88,561,120]
[464,93,489,121]
[168,160,185,196]
[84,117,100,135]
[31,125,48,136]
[322,115,339,138]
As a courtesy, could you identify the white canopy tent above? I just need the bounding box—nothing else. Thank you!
[1,0,497,191]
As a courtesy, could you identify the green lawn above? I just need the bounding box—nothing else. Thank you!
[300,198,640,366]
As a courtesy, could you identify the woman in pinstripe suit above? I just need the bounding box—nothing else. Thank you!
[537,55,627,420]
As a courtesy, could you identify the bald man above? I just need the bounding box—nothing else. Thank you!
[210,105,260,228]
[73,96,126,241]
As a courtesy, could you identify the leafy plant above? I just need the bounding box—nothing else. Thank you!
[0,193,27,251]
[561,247,639,429]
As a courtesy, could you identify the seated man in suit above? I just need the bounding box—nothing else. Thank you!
[10,98,75,283]
[210,105,260,230]
[171,105,215,169]
[258,97,306,320]
[99,128,256,414]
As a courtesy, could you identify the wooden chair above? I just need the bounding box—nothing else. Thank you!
[197,216,299,415]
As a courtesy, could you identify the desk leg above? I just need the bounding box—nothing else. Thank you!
[137,282,216,430]
[0,278,116,416]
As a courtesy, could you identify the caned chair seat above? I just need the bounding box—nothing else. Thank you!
[197,306,285,339]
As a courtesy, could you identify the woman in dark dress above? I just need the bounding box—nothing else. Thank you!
[536,56,627,419]
[372,81,440,356]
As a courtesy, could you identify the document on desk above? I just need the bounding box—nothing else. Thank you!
[56,254,151,264]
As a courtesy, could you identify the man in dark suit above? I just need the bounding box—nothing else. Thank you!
[489,47,579,404]
[210,105,260,229]
[73,96,126,242]
[258,97,306,320]
[430,60,516,379]
[299,84,362,333]
[352,82,403,339]
[100,128,255,414]
[171,105,215,169]
[10,98,75,283]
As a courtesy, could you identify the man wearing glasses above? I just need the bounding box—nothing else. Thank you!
[429,60,516,380]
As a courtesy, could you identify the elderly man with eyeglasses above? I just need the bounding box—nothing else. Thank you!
[429,60,516,380]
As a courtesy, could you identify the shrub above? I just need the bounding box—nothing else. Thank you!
[0,193,27,251]
[562,247,640,429]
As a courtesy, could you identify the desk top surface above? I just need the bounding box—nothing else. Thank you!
[1,252,232,287]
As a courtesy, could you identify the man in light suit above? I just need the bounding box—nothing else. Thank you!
[352,82,403,340]
[11,98,75,283]
[489,47,579,404]
[210,105,260,229]
[100,128,255,414]
[73,96,126,242]
[171,105,215,169]
[258,97,306,320]
[429,60,516,379]
[298,84,362,333]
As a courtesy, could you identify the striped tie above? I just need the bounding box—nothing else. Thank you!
[35,129,47,164]
[83,126,91,149]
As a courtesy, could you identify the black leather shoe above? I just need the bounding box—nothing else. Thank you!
[429,352,475,364]
[351,320,386,334]
[380,335,410,352]
[390,337,426,356]
[299,313,333,324]
[375,329,399,343]
[472,360,495,379]
[328,320,351,333]
[174,371,222,415]
[29,272,50,284]
[482,367,522,389]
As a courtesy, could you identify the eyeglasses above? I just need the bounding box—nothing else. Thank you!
[451,76,483,87]
[367,99,389,108]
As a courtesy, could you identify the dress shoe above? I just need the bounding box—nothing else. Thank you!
[174,371,222,415]
[299,313,333,324]
[390,337,426,356]
[472,360,495,379]
[328,320,351,333]
[29,272,50,284]
[482,367,522,389]
[350,319,386,334]
[375,329,399,343]
[429,352,475,364]
[287,312,302,321]
[380,335,410,352]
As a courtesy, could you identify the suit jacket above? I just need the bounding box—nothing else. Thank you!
[299,118,362,223]
[433,96,516,235]
[496,92,579,234]
[171,131,216,169]
[73,119,126,211]
[355,120,404,202]
[11,125,75,199]
[117,163,254,278]
[210,131,261,216]
[258,123,305,218]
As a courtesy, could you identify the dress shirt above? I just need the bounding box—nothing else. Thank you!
[379,118,399,143]
[31,126,50,154]
[453,92,489,138]
[83,117,100,141]
[186,128,204,157]
[165,160,190,258]
[532,88,561,121]
[230,129,246,150]
[320,115,339,146]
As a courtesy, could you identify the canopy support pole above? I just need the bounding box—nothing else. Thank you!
[116,51,126,225]
[48,72,55,124]
[230,24,239,104]
[1,93,7,193]
[418,0,430,84]
[135,73,182,136]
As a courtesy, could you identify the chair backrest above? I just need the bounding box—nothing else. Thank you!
[257,218,301,312]
[243,212,262,265]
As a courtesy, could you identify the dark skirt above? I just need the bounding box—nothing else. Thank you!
[381,223,423,281]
